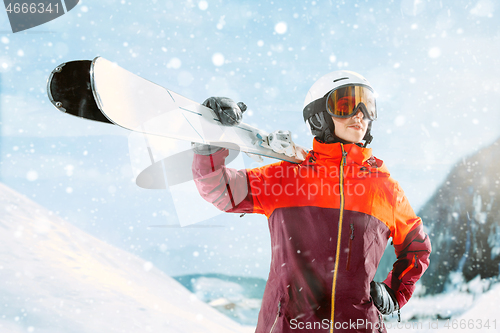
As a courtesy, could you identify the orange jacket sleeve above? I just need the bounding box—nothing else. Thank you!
[384,182,432,308]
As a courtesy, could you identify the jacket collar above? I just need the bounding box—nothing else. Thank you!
[306,138,389,175]
[312,138,371,163]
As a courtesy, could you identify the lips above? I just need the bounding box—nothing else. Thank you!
[348,124,363,131]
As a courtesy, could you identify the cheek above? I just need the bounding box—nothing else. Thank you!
[332,118,348,128]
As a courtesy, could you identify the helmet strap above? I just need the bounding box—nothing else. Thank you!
[362,121,373,147]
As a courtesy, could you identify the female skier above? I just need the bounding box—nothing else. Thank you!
[192,71,431,332]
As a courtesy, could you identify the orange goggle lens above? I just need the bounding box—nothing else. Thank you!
[326,85,377,120]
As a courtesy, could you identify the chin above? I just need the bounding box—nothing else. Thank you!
[346,136,364,143]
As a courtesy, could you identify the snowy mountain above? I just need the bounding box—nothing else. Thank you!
[174,273,266,326]
[418,137,500,294]
[0,183,254,333]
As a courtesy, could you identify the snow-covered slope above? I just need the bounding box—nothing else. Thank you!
[386,283,500,333]
[0,183,254,333]
[443,282,500,333]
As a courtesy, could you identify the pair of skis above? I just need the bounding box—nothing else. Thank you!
[47,57,307,164]
[47,57,308,225]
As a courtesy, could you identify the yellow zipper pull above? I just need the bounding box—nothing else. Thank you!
[341,143,347,166]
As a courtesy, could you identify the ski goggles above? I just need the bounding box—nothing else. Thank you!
[326,85,377,121]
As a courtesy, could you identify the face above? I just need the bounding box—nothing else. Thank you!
[331,110,369,144]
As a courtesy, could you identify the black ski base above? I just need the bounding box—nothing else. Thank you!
[47,60,112,124]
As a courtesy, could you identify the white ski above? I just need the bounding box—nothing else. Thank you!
[90,56,308,163]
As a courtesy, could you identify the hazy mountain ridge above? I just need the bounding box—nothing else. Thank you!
[0,183,253,332]
[418,137,500,294]
[174,273,267,325]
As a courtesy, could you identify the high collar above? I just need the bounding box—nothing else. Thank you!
[306,138,389,175]
[312,138,372,164]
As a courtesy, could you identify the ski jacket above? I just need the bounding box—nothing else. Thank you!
[192,139,431,332]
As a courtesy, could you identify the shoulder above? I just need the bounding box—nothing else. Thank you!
[367,155,384,168]
[366,153,413,207]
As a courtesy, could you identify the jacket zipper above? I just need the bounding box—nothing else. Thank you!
[330,144,347,333]
[346,223,354,271]
[269,301,281,333]
[398,253,417,280]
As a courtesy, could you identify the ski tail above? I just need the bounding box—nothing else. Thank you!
[47,60,113,124]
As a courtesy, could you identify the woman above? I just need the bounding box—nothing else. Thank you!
[192,71,431,332]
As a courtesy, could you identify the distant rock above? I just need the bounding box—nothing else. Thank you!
[418,138,500,294]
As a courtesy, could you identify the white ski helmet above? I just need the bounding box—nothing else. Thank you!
[303,70,377,146]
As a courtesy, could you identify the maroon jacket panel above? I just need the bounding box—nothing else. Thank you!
[256,207,391,332]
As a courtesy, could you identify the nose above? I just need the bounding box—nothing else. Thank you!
[351,110,364,120]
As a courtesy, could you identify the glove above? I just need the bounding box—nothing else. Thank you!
[202,97,247,126]
[192,97,247,155]
[370,281,399,315]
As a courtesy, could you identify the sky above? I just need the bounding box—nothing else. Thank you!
[0,0,499,279]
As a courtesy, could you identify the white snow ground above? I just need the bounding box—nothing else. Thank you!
[0,183,255,333]
[385,284,500,333]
